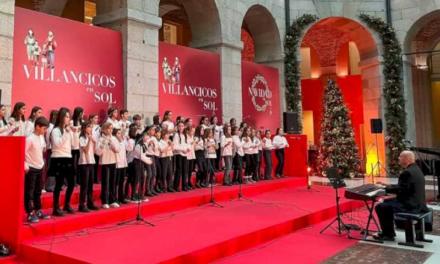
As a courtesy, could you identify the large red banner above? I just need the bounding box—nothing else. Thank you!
[12,7,124,118]
[159,42,222,122]
[242,61,280,131]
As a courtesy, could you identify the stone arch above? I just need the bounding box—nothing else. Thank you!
[403,10,440,148]
[241,4,282,63]
[159,0,222,48]
[299,16,384,174]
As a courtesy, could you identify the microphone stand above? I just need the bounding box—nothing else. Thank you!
[208,159,223,208]
[118,168,155,227]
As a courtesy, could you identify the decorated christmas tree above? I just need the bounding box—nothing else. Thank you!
[318,79,361,178]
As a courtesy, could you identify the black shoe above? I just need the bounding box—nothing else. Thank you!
[27,212,39,223]
[79,206,90,213]
[36,210,50,220]
[63,206,75,214]
[373,232,395,242]
[53,208,64,217]
[87,204,99,211]
[119,199,128,204]
[146,192,154,197]
[167,188,175,193]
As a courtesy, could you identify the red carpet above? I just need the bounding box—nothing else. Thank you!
[213,217,361,264]
[22,177,306,240]
[19,185,363,263]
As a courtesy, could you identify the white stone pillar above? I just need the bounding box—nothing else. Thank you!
[197,41,243,124]
[0,1,15,108]
[94,3,162,124]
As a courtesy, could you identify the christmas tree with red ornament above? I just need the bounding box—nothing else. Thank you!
[318,79,361,178]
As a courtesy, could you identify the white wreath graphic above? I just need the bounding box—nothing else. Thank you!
[249,74,272,113]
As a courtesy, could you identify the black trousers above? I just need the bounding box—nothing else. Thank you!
[187,159,195,187]
[207,158,216,184]
[145,157,154,195]
[24,167,43,214]
[78,164,94,208]
[244,154,253,177]
[116,167,127,202]
[71,149,80,184]
[275,148,285,176]
[126,162,134,199]
[101,163,116,204]
[375,199,404,236]
[263,150,273,179]
[251,153,259,181]
[93,155,100,183]
[131,159,145,200]
[160,157,173,190]
[195,150,208,185]
[233,154,243,183]
[215,143,221,170]
[52,157,75,209]
[174,155,188,190]
[154,156,162,190]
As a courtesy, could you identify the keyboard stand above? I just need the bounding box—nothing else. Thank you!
[347,199,383,243]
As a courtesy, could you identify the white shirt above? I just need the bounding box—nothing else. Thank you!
[205,138,217,159]
[0,119,11,136]
[115,139,129,168]
[9,118,25,136]
[78,136,96,165]
[232,135,244,157]
[106,117,121,129]
[96,135,120,165]
[262,137,274,150]
[273,135,289,149]
[161,120,174,132]
[213,124,223,144]
[133,143,152,165]
[243,137,256,155]
[252,138,261,154]
[51,127,73,158]
[126,138,136,163]
[158,139,173,158]
[25,133,46,170]
[70,120,81,150]
[119,120,131,137]
[221,135,233,156]
[45,123,54,149]
[24,120,35,137]
[173,133,189,157]
[194,136,204,151]
[92,124,101,142]
[187,135,196,160]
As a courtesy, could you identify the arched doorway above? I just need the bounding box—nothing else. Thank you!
[404,10,440,149]
[240,4,283,128]
[299,17,383,176]
[158,0,221,49]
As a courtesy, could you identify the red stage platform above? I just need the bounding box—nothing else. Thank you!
[19,184,363,264]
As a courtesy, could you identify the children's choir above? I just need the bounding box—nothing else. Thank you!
[1,102,290,223]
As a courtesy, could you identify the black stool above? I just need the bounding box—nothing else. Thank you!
[394,210,433,248]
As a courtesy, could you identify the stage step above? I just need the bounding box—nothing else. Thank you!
[19,185,364,264]
[22,177,307,240]
[40,171,233,210]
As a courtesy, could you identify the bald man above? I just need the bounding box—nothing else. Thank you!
[374,150,428,241]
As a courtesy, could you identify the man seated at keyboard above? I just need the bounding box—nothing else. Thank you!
[374,150,428,241]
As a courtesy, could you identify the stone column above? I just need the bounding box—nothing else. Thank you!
[94,0,161,124]
[402,58,417,143]
[0,1,15,108]
[197,41,243,124]
[258,57,286,126]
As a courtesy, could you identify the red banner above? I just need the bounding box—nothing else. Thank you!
[12,7,124,118]
[242,61,280,131]
[159,42,222,122]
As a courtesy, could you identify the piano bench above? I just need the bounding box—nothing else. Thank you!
[394,210,433,248]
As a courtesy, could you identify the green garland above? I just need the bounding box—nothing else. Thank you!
[359,14,407,176]
[284,14,318,133]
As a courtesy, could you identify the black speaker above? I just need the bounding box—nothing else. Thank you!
[283,112,299,134]
[370,118,382,134]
